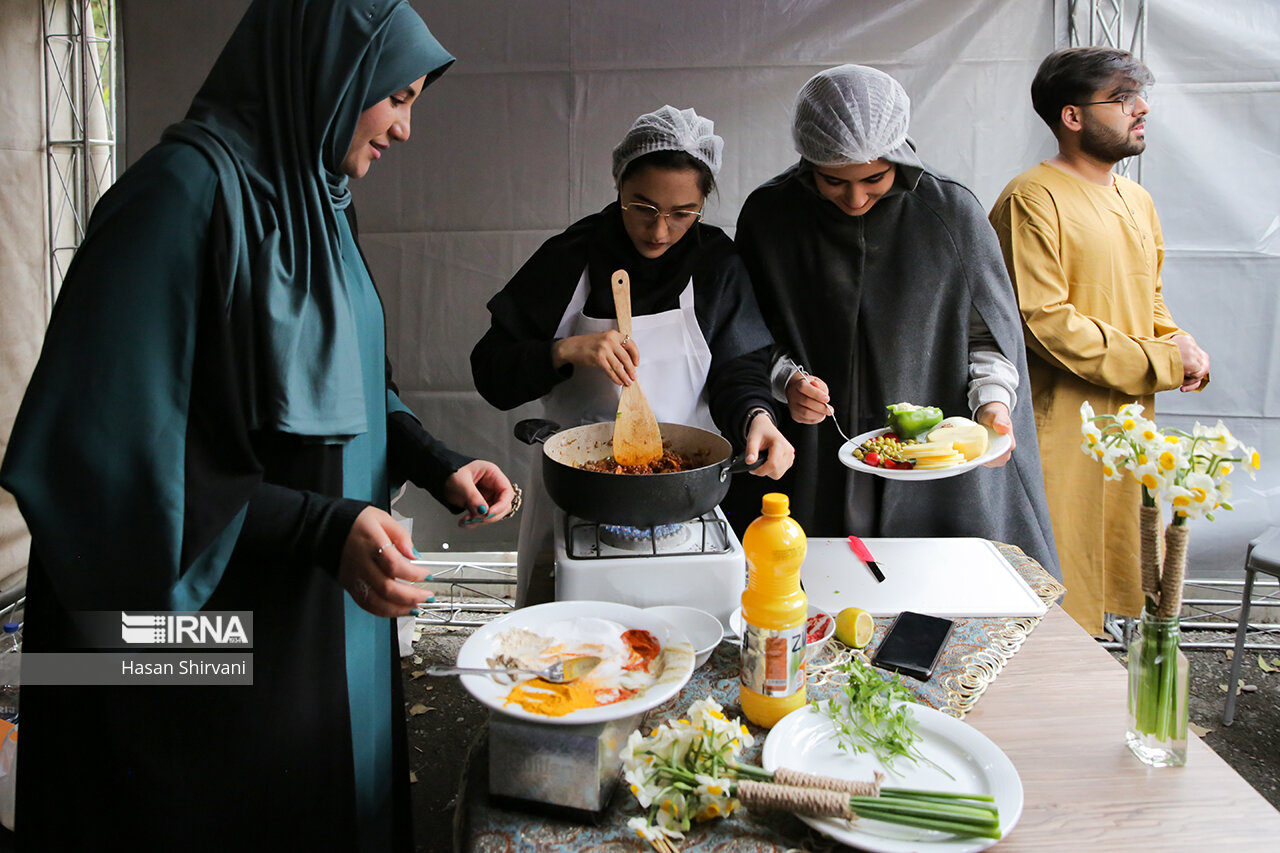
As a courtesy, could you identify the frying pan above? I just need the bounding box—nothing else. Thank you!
[515,419,761,526]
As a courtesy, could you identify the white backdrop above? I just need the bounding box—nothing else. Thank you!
[1138,0,1280,574]
[112,0,1278,575]
[0,1,48,589]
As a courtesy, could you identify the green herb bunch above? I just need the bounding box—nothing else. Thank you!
[816,657,953,779]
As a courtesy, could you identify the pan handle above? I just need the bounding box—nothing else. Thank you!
[719,449,768,482]
[514,418,562,446]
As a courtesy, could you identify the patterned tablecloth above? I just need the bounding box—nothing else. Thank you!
[461,543,1065,852]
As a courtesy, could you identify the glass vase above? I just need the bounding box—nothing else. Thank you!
[1125,607,1189,767]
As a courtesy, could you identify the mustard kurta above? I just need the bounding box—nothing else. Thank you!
[990,162,1190,635]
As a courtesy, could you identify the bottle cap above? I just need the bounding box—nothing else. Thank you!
[761,493,790,516]
[1,623,18,634]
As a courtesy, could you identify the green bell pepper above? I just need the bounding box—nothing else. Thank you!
[885,402,944,440]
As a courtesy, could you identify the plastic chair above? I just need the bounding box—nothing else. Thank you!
[1223,527,1280,725]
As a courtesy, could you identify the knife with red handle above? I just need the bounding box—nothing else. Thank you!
[847,535,885,583]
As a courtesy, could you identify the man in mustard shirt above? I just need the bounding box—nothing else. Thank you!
[990,47,1210,636]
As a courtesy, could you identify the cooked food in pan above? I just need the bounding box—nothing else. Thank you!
[579,448,694,475]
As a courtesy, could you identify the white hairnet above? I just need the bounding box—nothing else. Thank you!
[792,65,912,166]
[611,105,724,180]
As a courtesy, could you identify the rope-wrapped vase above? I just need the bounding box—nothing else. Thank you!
[1129,506,1190,767]
[1156,523,1190,619]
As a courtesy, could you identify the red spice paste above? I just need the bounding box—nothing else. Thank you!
[621,629,661,671]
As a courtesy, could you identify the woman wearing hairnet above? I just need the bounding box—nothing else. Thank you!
[723,66,1058,577]
[472,106,794,605]
[0,1,514,847]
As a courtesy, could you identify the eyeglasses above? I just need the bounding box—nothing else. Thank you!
[620,201,704,230]
[1078,90,1150,116]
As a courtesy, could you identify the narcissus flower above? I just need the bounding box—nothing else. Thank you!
[1079,403,1260,524]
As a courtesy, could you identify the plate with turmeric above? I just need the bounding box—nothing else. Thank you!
[455,600,695,724]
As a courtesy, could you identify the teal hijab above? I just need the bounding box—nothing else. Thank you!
[1,0,452,612]
[164,0,454,437]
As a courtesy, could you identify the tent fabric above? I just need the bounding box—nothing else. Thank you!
[0,1,49,587]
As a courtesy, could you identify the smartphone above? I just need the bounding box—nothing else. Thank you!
[871,611,955,681]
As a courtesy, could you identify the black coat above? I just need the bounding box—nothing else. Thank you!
[723,163,1058,577]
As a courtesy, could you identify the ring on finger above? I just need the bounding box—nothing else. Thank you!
[374,542,393,561]
[621,334,631,345]
[354,577,372,603]
[508,482,523,517]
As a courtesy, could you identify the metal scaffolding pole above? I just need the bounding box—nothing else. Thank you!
[42,0,117,304]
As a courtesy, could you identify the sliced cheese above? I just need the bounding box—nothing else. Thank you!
[898,440,957,459]
[898,437,967,469]
[927,418,989,461]
[913,452,968,469]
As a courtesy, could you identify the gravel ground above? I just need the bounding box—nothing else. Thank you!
[404,608,1280,853]
[404,625,487,853]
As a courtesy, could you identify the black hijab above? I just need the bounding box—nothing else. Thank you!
[488,201,714,338]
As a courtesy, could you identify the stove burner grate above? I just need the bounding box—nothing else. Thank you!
[601,522,681,540]
[597,521,691,552]
[564,511,731,559]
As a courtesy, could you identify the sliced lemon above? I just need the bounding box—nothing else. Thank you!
[835,607,875,648]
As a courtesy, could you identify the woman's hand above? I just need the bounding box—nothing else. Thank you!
[975,401,1015,467]
[338,506,431,617]
[445,459,518,527]
[785,371,833,424]
[744,411,795,479]
[551,331,639,386]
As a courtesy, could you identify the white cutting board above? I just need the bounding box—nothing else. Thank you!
[800,537,1047,618]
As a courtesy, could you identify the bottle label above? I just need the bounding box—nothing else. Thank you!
[740,622,806,697]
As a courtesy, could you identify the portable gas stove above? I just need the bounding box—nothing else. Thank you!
[487,708,644,815]
[553,505,745,626]
[487,509,742,815]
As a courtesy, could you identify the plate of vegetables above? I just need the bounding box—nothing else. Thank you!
[838,404,1011,481]
[762,659,1022,852]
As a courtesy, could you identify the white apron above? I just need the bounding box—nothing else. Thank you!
[516,266,715,606]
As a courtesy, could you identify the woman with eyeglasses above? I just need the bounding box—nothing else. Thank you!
[722,65,1059,578]
[471,105,794,606]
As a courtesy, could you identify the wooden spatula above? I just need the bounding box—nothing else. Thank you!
[610,269,663,467]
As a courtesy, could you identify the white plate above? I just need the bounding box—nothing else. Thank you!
[455,600,694,725]
[762,698,1023,852]
[838,427,1012,481]
[645,605,722,669]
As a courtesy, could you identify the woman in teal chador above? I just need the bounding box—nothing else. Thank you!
[0,1,515,849]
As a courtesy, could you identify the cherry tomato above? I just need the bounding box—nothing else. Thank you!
[884,459,914,470]
[864,451,881,467]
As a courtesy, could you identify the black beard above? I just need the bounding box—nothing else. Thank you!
[1080,113,1146,162]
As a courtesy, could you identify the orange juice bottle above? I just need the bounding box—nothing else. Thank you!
[739,492,808,728]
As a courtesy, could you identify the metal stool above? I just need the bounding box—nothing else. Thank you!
[1223,526,1280,725]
